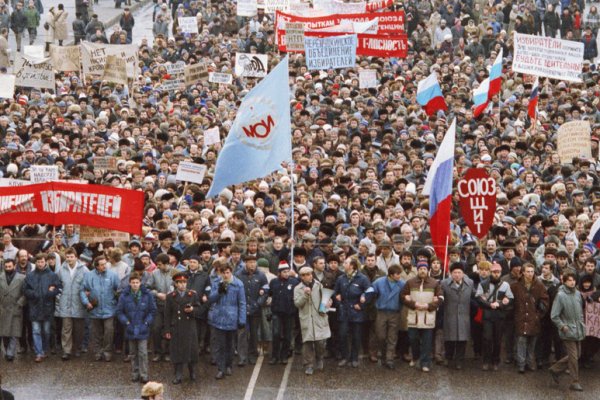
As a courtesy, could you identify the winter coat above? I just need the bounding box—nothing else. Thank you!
[72,17,85,37]
[0,36,8,70]
[269,276,300,315]
[362,266,385,320]
[50,9,68,41]
[164,289,201,363]
[441,277,475,341]
[475,278,514,321]
[116,286,157,340]
[24,267,61,321]
[149,267,173,308]
[23,7,39,29]
[294,280,331,342]
[551,285,585,341]
[10,9,27,34]
[0,271,26,337]
[186,269,210,318]
[372,276,405,312]
[401,276,442,329]
[208,276,246,331]
[55,262,88,318]
[583,34,598,61]
[119,13,135,32]
[334,271,373,323]
[510,277,549,336]
[236,268,268,317]
[80,269,120,319]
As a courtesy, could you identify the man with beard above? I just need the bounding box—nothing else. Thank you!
[398,250,417,362]
[501,261,522,364]
[476,262,513,371]
[0,259,26,362]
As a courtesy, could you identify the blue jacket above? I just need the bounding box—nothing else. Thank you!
[334,272,374,322]
[372,276,405,312]
[208,276,246,331]
[80,269,120,319]
[269,276,300,315]
[24,267,61,321]
[116,286,157,340]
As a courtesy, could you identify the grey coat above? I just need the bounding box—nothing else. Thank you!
[442,276,475,342]
[55,262,88,318]
[293,280,331,342]
[0,271,26,337]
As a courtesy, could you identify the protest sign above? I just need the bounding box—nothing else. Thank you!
[93,156,118,171]
[0,182,144,235]
[586,302,600,339]
[79,226,130,243]
[162,61,185,77]
[24,45,45,60]
[209,72,233,85]
[557,120,592,163]
[289,1,310,14]
[237,0,258,16]
[513,33,584,82]
[365,0,393,11]
[304,34,357,70]
[285,22,305,52]
[235,53,268,78]
[314,0,366,14]
[176,161,207,184]
[457,168,497,239]
[30,165,59,183]
[0,178,30,187]
[178,17,199,34]
[184,63,208,86]
[80,42,138,77]
[359,69,377,88]
[14,55,55,90]
[265,0,290,13]
[320,288,336,312]
[50,45,81,71]
[102,55,128,86]
[0,74,16,99]
[160,79,185,92]
[203,126,221,155]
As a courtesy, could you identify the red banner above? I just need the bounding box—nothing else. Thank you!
[457,169,497,239]
[278,30,408,58]
[0,182,144,235]
[366,0,394,12]
[276,10,405,34]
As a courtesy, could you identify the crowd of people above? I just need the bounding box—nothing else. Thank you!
[0,0,599,396]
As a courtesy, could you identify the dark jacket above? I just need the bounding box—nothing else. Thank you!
[235,268,268,317]
[10,9,27,34]
[165,289,201,363]
[116,286,157,340]
[119,13,135,32]
[186,269,210,318]
[511,277,549,336]
[334,271,374,323]
[24,267,61,321]
[269,276,300,315]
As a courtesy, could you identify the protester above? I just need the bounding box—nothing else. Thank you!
[0,259,26,362]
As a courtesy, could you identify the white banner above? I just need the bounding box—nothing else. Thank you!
[359,69,377,88]
[234,53,268,78]
[178,17,199,34]
[0,75,16,99]
[285,22,305,52]
[50,45,81,72]
[80,42,139,77]
[14,55,55,90]
[0,178,30,187]
[176,161,207,184]
[237,0,258,16]
[304,34,357,71]
[209,72,233,85]
[557,120,592,163]
[265,0,290,13]
[314,0,366,14]
[31,165,59,183]
[513,33,584,82]
[24,45,44,60]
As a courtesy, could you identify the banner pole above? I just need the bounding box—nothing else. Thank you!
[179,182,189,206]
[290,162,295,272]
[443,234,449,280]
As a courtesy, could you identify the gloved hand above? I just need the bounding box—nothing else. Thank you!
[218,282,227,294]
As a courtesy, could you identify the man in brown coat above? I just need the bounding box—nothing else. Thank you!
[510,263,549,373]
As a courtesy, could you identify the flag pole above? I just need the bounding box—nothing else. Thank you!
[443,234,449,280]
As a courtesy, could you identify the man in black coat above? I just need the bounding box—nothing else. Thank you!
[9,1,26,52]
[185,256,210,353]
[164,272,201,384]
[268,261,299,365]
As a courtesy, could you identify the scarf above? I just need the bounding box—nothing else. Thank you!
[130,288,142,303]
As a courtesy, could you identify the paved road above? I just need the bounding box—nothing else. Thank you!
[2,350,597,399]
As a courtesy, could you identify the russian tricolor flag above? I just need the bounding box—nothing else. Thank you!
[423,118,456,268]
[417,72,447,116]
[588,217,600,247]
[473,78,490,117]
[489,48,503,97]
[528,77,539,120]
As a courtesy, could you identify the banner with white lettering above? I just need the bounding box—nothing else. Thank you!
[31,165,59,183]
[557,120,592,163]
[184,63,208,86]
[102,55,128,86]
[14,55,55,90]
[237,0,258,16]
[0,74,16,99]
[209,72,233,85]
[79,226,130,243]
[178,17,199,34]
[359,69,377,88]
[235,53,268,77]
[80,42,139,77]
[50,45,81,71]
[513,33,584,82]
[304,34,357,70]
[0,182,144,235]
[176,161,207,184]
